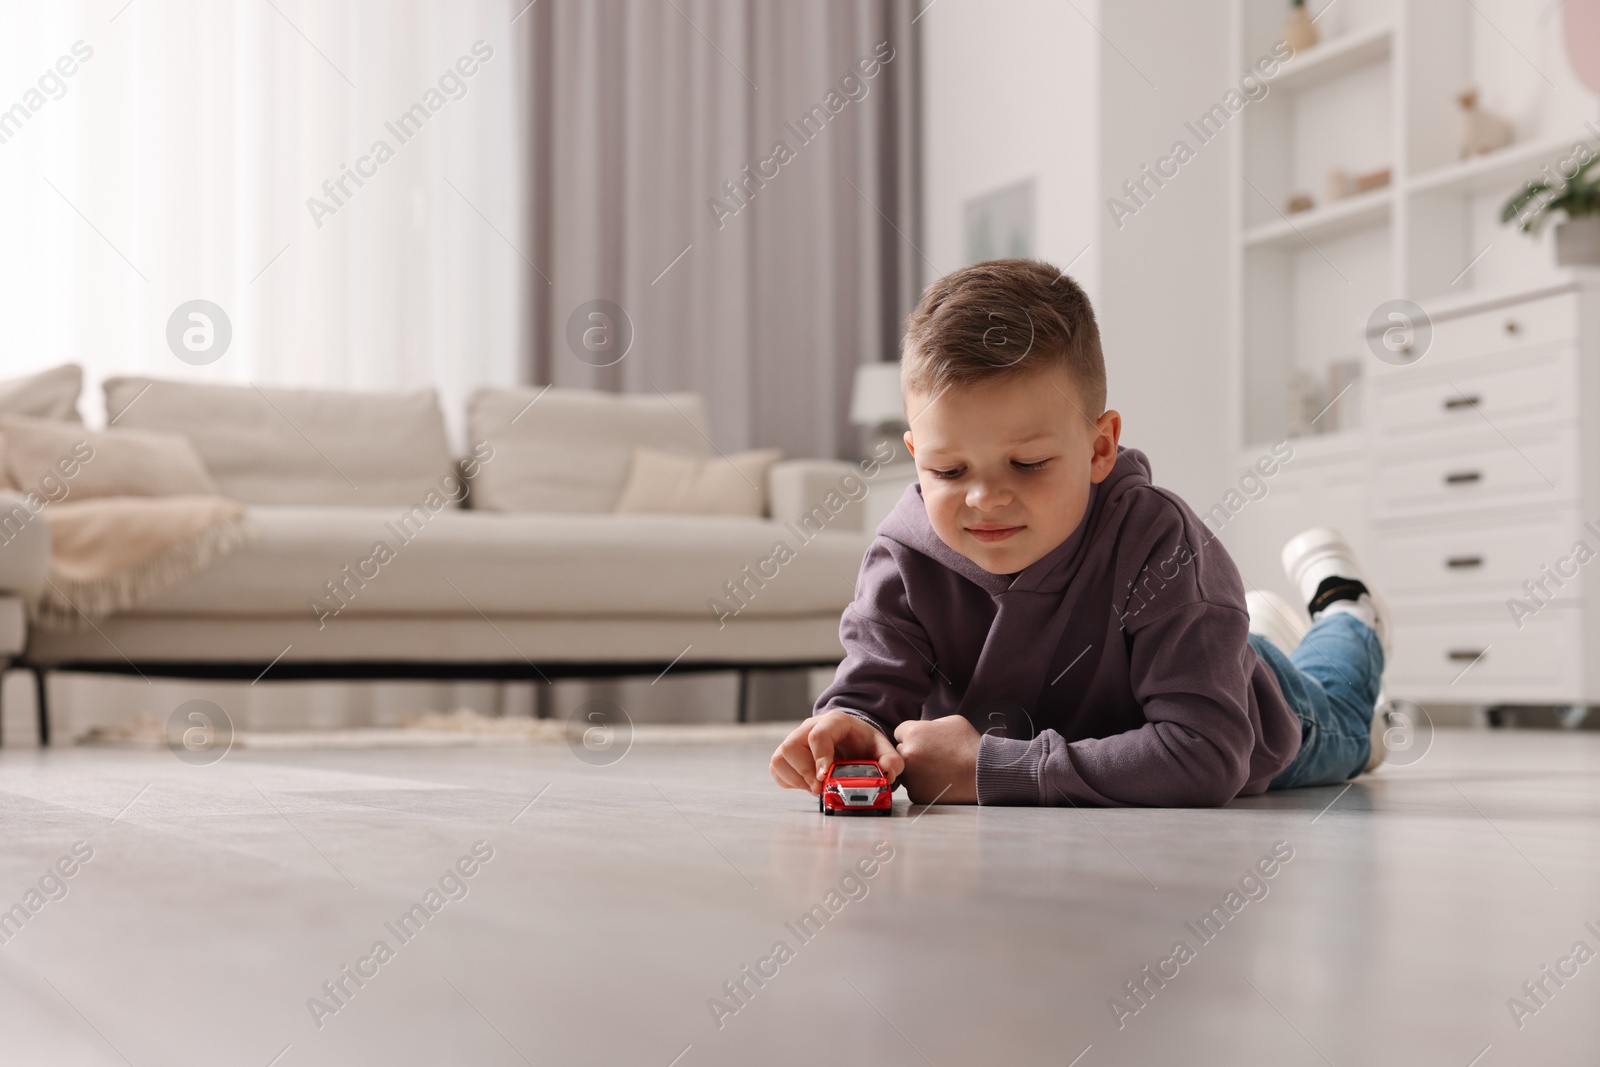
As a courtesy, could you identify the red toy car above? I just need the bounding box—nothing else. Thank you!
[819,760,893,816]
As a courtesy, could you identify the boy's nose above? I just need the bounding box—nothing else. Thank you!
[966,480,1012,510]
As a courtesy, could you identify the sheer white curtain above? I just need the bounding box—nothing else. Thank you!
[0,0,528,736]
[0,0,524,444]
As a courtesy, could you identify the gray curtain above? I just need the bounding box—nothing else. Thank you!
[514,0,919,461]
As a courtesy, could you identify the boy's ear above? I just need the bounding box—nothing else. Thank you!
[902,429,915,456]
[1088,409,1121,483]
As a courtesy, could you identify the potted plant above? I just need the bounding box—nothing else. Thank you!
[1501,155,1600,266]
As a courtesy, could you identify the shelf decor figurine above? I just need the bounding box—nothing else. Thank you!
[1286,192,1314,214]
[1457,88,1513,159]
[1285,370,1324,439]
[1324,359,1363,434]
[1501,156,1600,266]
[1324,169,1351,203]
[1283,0,1318,54]
[1352,165,1392,193]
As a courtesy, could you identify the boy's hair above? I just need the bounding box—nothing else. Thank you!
[901,258,1106,416]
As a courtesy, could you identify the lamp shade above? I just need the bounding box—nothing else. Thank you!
[849,362,905,427]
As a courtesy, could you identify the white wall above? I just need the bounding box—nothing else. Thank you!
[920,0,1233,510]
[1095,0,1233,510]
[919,0,1100,294]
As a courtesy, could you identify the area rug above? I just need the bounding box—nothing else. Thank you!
[76,707,797,750]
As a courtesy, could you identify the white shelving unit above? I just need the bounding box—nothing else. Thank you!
[1228,0,1599,450]
[1270,20,1393,94]
[1242,187,1392,249]
[1222,0,1600,707]
[1408,133,1598,196]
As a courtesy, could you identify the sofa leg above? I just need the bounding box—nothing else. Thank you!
[736,669,750,724]
[33,668,49,748]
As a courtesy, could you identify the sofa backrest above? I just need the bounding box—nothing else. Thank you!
[103,377,455,507]
[467,386,709,512]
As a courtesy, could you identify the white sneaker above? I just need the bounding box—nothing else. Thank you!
[1279,527,1391,656]
[1281,527,1391,773]
[1245,590,1309,656]
[1367,686,1392,773]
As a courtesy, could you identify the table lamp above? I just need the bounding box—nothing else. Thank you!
[849,362,907,462]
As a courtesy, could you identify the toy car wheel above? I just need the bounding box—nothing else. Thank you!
[875,806,892,816]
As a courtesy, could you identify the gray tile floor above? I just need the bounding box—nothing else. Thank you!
[1,728,1597,1066]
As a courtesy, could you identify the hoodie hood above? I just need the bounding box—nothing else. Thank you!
[878,446,1157,597]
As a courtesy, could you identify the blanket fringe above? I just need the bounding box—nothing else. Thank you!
[31,513,255,631]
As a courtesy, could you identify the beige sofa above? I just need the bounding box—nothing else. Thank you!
[1,374,887,741]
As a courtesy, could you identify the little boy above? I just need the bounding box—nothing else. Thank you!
[769,259,1389,807]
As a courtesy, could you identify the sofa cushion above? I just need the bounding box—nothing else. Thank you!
[103,377,454,508]
[128,506,869,620]
[0,366,83,488]
[0,364,82,422]
[0,416,218,500]
[614,447,782,517]
[467,386,709,513]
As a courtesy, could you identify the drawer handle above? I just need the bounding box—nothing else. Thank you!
[1443,394,1480,411]
[1504,320,1520,335]
[1444,470,1482,485]
[1447,648,1487,662]
[1446,555,1484,569]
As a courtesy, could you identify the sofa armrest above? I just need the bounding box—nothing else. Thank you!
[767,459,868,534]
[0,491,50,596]
[0,595,25,660]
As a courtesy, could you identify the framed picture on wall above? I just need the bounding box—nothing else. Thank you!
[963,178,1035,264]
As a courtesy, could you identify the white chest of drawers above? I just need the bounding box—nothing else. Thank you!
[1369,272,1600,705]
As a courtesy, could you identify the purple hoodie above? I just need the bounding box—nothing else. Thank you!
[814,447,1301,807]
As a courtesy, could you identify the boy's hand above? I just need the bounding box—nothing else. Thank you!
[770,710,904,794]
[893,715,980,804]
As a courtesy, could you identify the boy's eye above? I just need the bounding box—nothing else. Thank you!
[1013,459,1050,471]
[930,467,965,480]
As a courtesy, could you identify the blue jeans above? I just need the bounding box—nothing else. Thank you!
[1249,613,1385,790]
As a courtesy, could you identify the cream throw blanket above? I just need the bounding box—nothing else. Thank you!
[33,496,252,630]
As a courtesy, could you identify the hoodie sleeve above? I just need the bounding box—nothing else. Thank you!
[813,539,935,736]
[978,602,1263,806]
[977,497,1265,807]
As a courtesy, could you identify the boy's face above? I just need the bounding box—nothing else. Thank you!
[904,365,1121,575]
